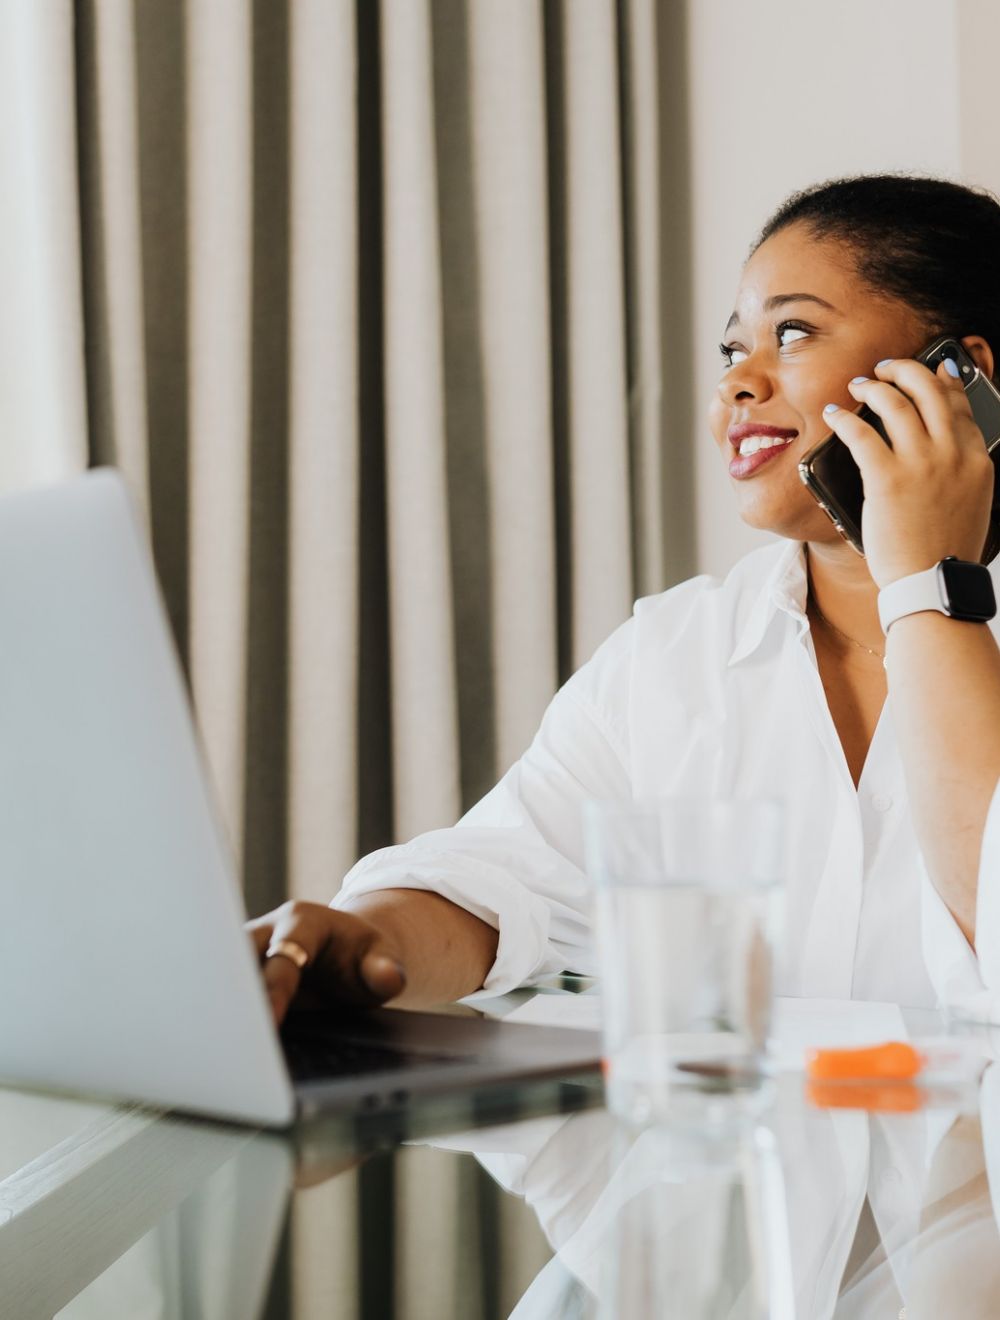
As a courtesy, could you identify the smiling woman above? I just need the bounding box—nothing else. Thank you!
[713,178,1000,549]
[712,227,927,539]
[247,174,1000,1028]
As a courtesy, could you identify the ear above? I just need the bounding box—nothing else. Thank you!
[960,334,995,382]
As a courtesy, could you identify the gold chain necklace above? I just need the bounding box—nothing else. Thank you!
[809,597,887,668]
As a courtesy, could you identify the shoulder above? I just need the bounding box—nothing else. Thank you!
[563,539,796,715]
[632,539,795,640]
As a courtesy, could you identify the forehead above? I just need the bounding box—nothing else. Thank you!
[729,223,862,325]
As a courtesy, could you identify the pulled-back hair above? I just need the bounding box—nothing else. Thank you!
[754,174,1000,383]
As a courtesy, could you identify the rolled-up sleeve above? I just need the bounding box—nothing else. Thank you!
[333,624,634,999]
[922,777,1000,1023]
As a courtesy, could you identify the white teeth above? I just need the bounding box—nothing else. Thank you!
[738,435,794,457]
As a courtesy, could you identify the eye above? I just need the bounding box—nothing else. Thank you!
[719,342,748,368]
[777,321,811,347]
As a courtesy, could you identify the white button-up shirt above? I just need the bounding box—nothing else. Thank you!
[338,539,997,1010]
[959,775,1000,1020]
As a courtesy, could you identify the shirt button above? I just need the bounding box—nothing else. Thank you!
[871,793,893,813]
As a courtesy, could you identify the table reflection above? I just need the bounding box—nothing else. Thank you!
[2,1029,1000,1317]
[0,1090,291,1319]
[0,1076,594,1319]
[438,1066,1000,1318]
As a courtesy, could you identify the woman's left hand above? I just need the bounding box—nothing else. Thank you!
[823,357,994,587]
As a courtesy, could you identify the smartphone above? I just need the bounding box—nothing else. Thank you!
[798,335,1000,560]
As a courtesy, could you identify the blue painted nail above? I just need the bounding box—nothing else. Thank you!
[850,376,869,384]
[943,357,961,378]
[875,358,894,369]
[823,403,839,415]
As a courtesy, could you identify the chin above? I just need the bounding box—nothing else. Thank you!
[734,490,832,543]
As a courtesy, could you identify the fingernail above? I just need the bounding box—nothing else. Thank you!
[849,376,869,385]
[362,954,407,994]
[875,358,894,369]
[943,357,961,378]
[823,403,839,415]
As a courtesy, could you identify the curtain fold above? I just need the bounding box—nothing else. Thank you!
[381,0,463,843]
[287,0,362,896]
[186,0,254,865]
[557,0,634,669]
[0,0,87,490]
[5,0,675,1312]
[468,0,559,776]
[76,0,150,517]
[622,0,665,600]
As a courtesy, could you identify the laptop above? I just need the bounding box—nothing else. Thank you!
[0,469,601,1126]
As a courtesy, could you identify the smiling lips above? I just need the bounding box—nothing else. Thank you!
[727,423,799,480]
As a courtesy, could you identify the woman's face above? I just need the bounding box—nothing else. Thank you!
[708,221,926,543]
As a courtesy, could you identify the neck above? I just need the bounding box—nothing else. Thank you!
[805,538,883,650]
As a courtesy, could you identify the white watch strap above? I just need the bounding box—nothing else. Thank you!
[877,565,944,634]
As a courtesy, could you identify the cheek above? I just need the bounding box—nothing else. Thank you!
[708,396,728,448]
[797,357,866,415]
[782,376,841,444]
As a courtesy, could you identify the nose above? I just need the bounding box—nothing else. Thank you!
[717,352,774,408]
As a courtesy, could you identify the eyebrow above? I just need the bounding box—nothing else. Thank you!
[725,293,839,333]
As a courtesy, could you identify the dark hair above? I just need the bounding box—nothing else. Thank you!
[753,174,1000,383]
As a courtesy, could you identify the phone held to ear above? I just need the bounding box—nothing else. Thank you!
[798,335,1000,560]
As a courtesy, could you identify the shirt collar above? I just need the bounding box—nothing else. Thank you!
[728,539,810,667]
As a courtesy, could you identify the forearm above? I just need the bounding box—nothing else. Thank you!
[336,888,500,1007]
[888,612,1000,944]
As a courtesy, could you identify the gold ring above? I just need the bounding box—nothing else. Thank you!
[266,938,309,971]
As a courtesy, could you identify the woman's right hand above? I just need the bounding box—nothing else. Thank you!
[827,355,994,587]
[246,900,407,1026]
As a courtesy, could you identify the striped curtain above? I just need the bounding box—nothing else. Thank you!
[1,0,687,1313]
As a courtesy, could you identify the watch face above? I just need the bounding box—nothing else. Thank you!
[937,558,998,621]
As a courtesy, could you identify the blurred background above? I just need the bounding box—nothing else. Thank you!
[4,0,999,905]
[2,2,999,1309]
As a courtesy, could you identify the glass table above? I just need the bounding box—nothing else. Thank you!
[2,987,998,1319]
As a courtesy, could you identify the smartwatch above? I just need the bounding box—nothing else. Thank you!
[877,556,997,634]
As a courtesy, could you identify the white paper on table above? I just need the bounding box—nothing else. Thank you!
[505,993,909,1072]
[767,997,907,1070]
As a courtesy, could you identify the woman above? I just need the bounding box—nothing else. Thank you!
[250,174,1000,1024]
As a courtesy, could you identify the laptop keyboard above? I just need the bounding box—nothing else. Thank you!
[281,1031,458,1084]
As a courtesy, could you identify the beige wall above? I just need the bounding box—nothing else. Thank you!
[683,0,1000,579]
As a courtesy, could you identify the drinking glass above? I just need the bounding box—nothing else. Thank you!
[593,1119,794,1320]
[582,798,785,1123]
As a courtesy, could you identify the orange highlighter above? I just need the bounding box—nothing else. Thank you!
[808,1041,922,1083]
[805,1040,982,1112]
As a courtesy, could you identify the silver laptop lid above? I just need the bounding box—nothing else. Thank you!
[0,470,294,1124]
